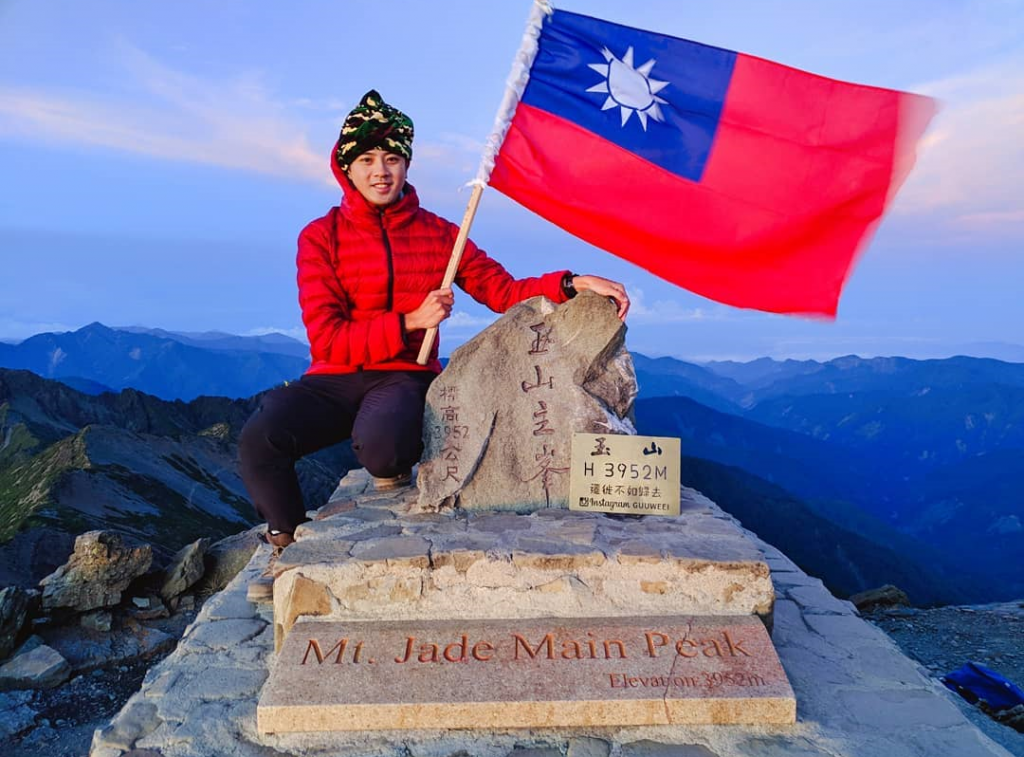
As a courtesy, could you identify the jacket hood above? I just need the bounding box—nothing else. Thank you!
[330,141,418,225]
[330,139,352,192]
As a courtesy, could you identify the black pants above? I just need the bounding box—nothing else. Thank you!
[238,371,434,533]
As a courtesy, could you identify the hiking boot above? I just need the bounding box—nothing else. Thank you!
[265,530,295,548]
[246,533,293,603]
[373,470,412,491]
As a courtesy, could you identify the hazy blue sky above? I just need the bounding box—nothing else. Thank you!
[1,1,1022,361]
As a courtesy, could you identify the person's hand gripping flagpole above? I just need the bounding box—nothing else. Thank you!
[415,183,484,365]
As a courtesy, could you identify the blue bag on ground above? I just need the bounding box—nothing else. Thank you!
[942,662,1024,711]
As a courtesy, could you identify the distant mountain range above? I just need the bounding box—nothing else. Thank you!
[671,455,979,605]
[634,354,1024,603]
[0,322,310,401]
[1,323,1021,605]
[115,326,311,360]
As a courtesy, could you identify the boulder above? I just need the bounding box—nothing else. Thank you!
[849,584,910,611]
[0,587,31,660]
[0,690,37,739]
[418,292,636,512]
[40,620,175,674]
[193,526,262,594]
[0,644,70,690]
[92,699,161,752]
[39,531,152,613]
[11,635,45,658]
[159,537,210,601]
[993,703,1024,733]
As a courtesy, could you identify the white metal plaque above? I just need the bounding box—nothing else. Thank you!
[569,433,681,516]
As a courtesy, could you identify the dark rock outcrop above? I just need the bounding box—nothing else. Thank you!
[0,689,36,738]
[0,587,30,660]
[40,532,152,613]
[40,619,175,674]
[0,644,70,691]
[850,584,910,611]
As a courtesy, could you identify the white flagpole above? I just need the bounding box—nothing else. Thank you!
[415,0,553,365]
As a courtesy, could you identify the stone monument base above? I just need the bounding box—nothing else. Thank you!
[252,470,795,732]
[267,470,776,653]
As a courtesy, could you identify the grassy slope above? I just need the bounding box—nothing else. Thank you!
[0,429,90,542]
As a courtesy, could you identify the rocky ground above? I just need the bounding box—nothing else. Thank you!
[5,611,195,757]
[1,526,262,757]
[867,601,1024,757]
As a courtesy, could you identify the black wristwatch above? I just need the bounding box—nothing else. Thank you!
[561,271,578,299]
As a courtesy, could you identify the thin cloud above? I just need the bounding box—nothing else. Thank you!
[436,132,485,154]
[414,132,486,181]
[627,287,731,324]
[955,210,1024,227]
[0,317,76,341]
[0,42,479,187]
[443,311,499,330]
[0,69,329,186]
[290,97,351,114]
[895,56,1024,228]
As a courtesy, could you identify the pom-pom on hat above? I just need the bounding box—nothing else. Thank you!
[335,90,414,172]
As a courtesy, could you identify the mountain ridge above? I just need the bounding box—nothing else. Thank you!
[1,326,1020,606]
[0,323,309,401]
[634,354,1024,601]
[114,325,310,359]
[0,368,355,588]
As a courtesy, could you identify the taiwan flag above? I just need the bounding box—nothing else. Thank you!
[484,8,936,317]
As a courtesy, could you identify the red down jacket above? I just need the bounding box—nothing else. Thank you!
[296,163,571,375]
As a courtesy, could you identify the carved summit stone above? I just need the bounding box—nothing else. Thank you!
[418,292,636,512]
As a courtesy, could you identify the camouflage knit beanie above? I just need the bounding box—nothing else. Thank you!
[335,90,414,171]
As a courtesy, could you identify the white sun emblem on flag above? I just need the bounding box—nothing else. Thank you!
[586,46,669,130]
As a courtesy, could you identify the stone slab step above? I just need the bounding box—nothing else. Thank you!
[257,615,795,733]
[270,487,776,650]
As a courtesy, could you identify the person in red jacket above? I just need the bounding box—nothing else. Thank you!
[239,90,629,548]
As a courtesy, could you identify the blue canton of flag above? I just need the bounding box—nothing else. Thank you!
[520,10,737,183]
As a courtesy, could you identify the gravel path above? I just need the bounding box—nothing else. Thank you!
[868,601,1024,757]
[10,659,154,757]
